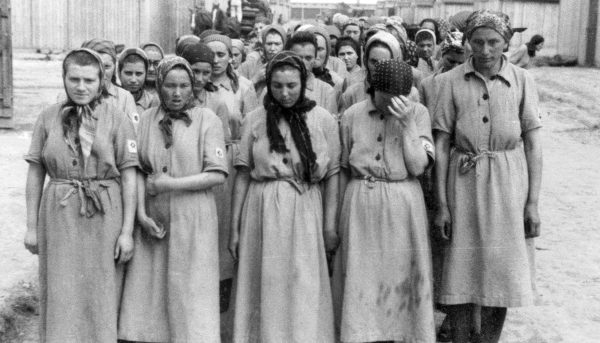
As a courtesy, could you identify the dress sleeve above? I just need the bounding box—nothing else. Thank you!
[340,109,352,170]
[414,103,435,165]
[113,111,140,171]
[432,74,456,135]
[519,70,542,133]
[213,100,232,144]
[201,110,229,176]
[241,81,260,115]
[323,86,338,117]
[234,109,256,170]
[123,91,140,133]
[24,107,51,165]
[321,109,341,179]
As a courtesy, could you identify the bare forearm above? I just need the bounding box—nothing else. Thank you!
[402,120,429,176]
[25,164,46,231]
[136,171,147,217]
[323,174,339,235]
[524,129,543,205]
[230,170,251,238]
[166,172,226,192]
[434,132,451,209]
[120,167,137,236]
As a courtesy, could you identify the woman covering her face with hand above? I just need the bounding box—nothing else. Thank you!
[24,48,138,342]
[229,51,340,342]
[118,57,228,343]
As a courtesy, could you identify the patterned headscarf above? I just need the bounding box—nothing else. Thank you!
[140,42,165,58]
[371,59,413,96]
[365,31,402,62]
[81,38,117,63]
[435,17,452,42]
[441,31,465,55]
[264,51,317,183]
[156,56,195,148]
[385,16,408,46]
[465,10,513,43]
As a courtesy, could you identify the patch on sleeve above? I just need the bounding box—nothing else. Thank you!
[127,139,138,153]
[216,147,224,159]
[422,140,434,155]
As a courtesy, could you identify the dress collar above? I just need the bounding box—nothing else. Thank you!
[463,55,514,87]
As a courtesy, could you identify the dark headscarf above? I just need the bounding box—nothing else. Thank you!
[180,42,219,92]
[81,38,117,84]
[371,59,413,96]
[175,35,201,56]
[264,51,317,183]
[156,56,195,148]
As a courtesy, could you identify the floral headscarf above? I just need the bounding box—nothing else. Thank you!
[465,10,513,43]
[441,31,465,55]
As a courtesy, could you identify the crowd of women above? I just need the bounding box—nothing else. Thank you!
[24,8,543,343]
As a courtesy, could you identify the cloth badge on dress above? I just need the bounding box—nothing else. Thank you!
[422,140,434,155]
[216,147,224,158]
[131,112,140,123]
[127,139,138,153]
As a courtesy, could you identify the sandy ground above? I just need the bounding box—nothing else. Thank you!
[0,54,599,342]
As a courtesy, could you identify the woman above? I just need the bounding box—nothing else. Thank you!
[335,59,435,343]
[118,56,227,343]
[24,48,138,342]
[415,29,437,77]
[140,42,165,95]
[231,39,246,71]
[335,36,364,91]
[118,47,160,115]
[433,10,542,343]
[510,34,545,69]
[229,51,340,342]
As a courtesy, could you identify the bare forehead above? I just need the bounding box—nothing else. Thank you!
[163,68,191,82]
[265,32,283,43]
[344,25,360,32]
[65,64,100,77]
[271,66,301,82]
[470,27,504,40]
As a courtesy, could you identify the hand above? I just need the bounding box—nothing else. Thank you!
[524,202,541,238]
[388,96,412,126]
[138,215,166,239]
[24,228,38,255]
[324,229,340,252]
[228,230,240,261]
[114,233,134,264]
[433,205,452,242]
[146,173,171,196]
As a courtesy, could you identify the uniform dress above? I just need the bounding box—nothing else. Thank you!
[433,57,541,307]
[118,106,228,343]
[24,101,138,343]
[134,89,160,114]
[334,98,436,343]
[233,106,340,343]
[106,83,140,130]
[342,65,364,93]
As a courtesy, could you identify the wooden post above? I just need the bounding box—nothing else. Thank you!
[586,0,599,66]
[0,0,13,128]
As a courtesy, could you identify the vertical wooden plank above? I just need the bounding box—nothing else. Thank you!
[0,0,13,127]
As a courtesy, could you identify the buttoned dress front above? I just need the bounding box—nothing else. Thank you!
[232,106,340,343]
[25,101,139,343]
[432,57,541,307]
[118,106,228,343]
[334,98,436,343]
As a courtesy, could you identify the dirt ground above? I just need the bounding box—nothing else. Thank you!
[1,53,599,342]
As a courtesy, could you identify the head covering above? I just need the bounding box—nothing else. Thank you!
[299,25,331,60]
[197,29,222,41]
[180,42,215,65]
[441,31,465,55]
[63,48,105,95]
[325,25,341,39]
[415,29,436,44]
[365,31,401,62]
[264,51,317,182]
[231,39,245,53]
[385,17,408,46]
[155,56,196,148]
[175,35,201,56]
[435,17,452,42]
[118,47,149,71]
[81,38,117,62]
[140,42,165,58]
[465,9,513,43]
[449,11,473,33]
[342,18,361,32]
[261,24,287,47]
[203,34,232,51]
[371,59,412,96]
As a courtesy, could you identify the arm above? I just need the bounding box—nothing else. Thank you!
[136,170,165,239]
[433,131,452,240]
[24,163,46,254]
[148,171,225,194]
[390,97,429,176]
[323,174,340,252]
[523,128,543,237]
[114,167,137,263]
[228,168,251,260]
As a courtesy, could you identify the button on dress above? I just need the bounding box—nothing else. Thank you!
[232,105,340,343]
[24,101,139,343]
[118,106,228,343]
[432,57,542,307]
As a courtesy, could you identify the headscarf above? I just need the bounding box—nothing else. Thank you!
[371,59,413,96]
[140,42,165,58]
[264,51,317,183]
[435,17,452,42]
[465,9,513,43]
[231,39,245,54]
[81,38,117,84]
[118,47,149,101]
[175,34,201,56]
[203,34,232,50]
[61,48,105,172]
[385,16,408,46]
[156,56,195,148]
[441,31,465,55]
[415,29,437,69]
[180,42,218,92]
[261,24,288,48]
[198,29,222,41]
[449,11,473,33]
[203,34,240,93]
[325,25,341,40]
[297,25,335,86]
[365,31,401,63]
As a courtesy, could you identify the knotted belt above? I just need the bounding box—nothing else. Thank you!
[354,175,405,189]
[51,178,118,217]
[454,145,519,174]
[257,178,316,194]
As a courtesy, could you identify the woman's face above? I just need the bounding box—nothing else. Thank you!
[190,61,212,92]
[373,90,395,115]
[314,35,328,69]
[64,63,101,105]
[160,68,193,111]
[338,45,358,71]
[441,50,467,71]
[231,47,243,69]
[469,27,508,71]
[366,46,392,74]
[144,47,163,83]
[120,60,146,94]
[99,53,115,84]
[206,41,230,77]
[417,39,434,59]
[270,66,302,108]
[535,42,544,51]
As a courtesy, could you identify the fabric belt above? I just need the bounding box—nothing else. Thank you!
[454,146,516,174]
[255,178,316,194]
[353,175,406,189]
[50,178,119,218]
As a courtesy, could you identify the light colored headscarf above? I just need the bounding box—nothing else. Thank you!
[465,9,513,43]
[441,31,465,55]
[156,56,195,109]
[365,31,402,63]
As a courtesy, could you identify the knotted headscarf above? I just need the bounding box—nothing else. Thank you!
[61,48,105,165]
[81,38,117,84]
[371,59,413,96]
[385,16,408,46]
[180,42,218,92]
[465,10,513,43]
[415,29,437,69]
[118,47,149,101]
[441,31,465,55]
[264,51,317,183]
[156,56,195,148]
[140,42,165,58]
